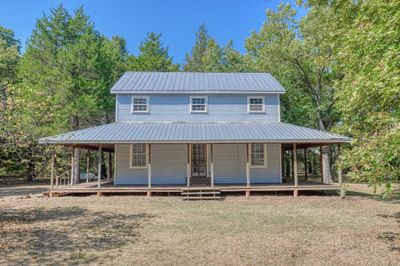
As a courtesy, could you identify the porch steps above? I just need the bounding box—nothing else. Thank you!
[181,188,222,200]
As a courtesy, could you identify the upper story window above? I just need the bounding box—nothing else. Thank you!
[190,96,208,113]
[248,96,265,113]
[132,96,149,113]
[130,144,147,168]
[249,143,267,167]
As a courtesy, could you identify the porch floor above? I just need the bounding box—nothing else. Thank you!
[48,179,341,196]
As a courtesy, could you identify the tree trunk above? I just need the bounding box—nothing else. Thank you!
[26,160,35,182]
[72,148,80,184]
[321,146,333,183]
[285,151,291,177]
[101,152,107,178]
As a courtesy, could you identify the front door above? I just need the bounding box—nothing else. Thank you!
[191,144,207,177]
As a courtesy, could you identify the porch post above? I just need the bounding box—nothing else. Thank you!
[187,144,191,188]
[86,150,90,183]
[50,152,55,190]
[338,144,345,198]
[97,145,102,189]
[70,146,74,186]
[55,154,59,187]
[293,144,298,197]
[246,143,250,197]
[304,148,308,181]
[210,144,214,187]
[291,148,294,179]
[320,146,323,183]
[147,144,152,197]
[108,151,113,180]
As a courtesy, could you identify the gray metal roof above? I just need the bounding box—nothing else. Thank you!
[39,122,350,144]
[110,72,286,94]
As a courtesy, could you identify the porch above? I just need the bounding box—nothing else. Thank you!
[48,178,341,197]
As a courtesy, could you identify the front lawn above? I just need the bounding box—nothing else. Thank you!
[0,184,399,265]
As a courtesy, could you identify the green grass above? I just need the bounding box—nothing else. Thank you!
[0,184,399,265]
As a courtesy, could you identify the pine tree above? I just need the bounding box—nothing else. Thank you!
[129,32,178,71]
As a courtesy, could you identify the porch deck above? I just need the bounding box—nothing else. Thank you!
[48,179,341,197]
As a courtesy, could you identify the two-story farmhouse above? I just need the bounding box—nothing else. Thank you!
[40,72,350,197]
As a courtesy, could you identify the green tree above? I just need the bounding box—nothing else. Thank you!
[17,5,128,182]
[184,23,209,72]
[302,0,400,194]
[0,26,21,177]
[129,32,178,71]
[245,3,339,181]
[185,24,246,72]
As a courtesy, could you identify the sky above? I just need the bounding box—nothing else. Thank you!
[0,0,307,64]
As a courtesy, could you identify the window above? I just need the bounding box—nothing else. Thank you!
[130,144,147,168]
[132,96,149,113]
[250,144,267,167]
[248,96,265,113]
[190,96,208,113]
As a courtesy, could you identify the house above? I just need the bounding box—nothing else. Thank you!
[39,72,350,197]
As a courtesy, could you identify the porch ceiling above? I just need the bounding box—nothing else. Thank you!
[38,122,351,145]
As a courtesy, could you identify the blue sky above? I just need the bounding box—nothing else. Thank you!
[0,0,307,63]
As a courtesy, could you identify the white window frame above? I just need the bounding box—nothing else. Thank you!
[190,96,208,113]
[131,96,150,113]
[129,144,148,169]
[249,143,267,168]
[247,96,265,113]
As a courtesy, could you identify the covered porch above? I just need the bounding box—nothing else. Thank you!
[39,122,350,198]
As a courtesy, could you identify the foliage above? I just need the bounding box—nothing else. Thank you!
[184,24,246,72]
[128,32,179,71]
[301,0,400,193]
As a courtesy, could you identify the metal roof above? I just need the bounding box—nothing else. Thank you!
[110,72,286,94]
[39,122,350,144]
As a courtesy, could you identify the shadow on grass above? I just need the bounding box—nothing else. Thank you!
[0,206,155,265]
[377,212,400,253]
[344,184,400,203]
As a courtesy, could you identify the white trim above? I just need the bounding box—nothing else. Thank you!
[190,96,208,113]
[112,91,286,95]
[114,144,117,184]
[129,143,148,169]
[279,144,282,183]
[249,143,268,168]
[115,95,119,122]
[247,96,266,113]
[278,95,281,122]
[131,96,150,113]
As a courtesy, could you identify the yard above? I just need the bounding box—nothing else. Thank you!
[0,184,399,265]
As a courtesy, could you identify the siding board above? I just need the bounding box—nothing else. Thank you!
[117,94,280,122]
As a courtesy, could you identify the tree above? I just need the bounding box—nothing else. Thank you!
[0,26,21,177]
[302,0,400,195]
[184,23,209,72]
[245,3,339,182]
[129,32,178,71]
[17,5,128,182]
[185,24,246,72]
[0,26,20,112]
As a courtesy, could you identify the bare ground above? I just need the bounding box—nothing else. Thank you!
[0,184,399,265]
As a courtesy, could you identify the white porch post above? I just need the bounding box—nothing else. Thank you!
[70,146,74,186]
[86,150,90,183]
[147,144,152,197]
[55,154,59,187]
[338,144,345,198]
[210,144,214,187]
[246,143,250,197]
[50,152,55,190]
[293,143,298,197]
[187,144,191,188]
[97,145,102,189]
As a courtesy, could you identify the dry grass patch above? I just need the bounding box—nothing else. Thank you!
[0,185,399,265]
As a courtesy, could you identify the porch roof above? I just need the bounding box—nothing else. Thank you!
[38,122,351,145]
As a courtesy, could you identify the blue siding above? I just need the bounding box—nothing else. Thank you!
[116,94,280,122]
[114,143,281,185]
